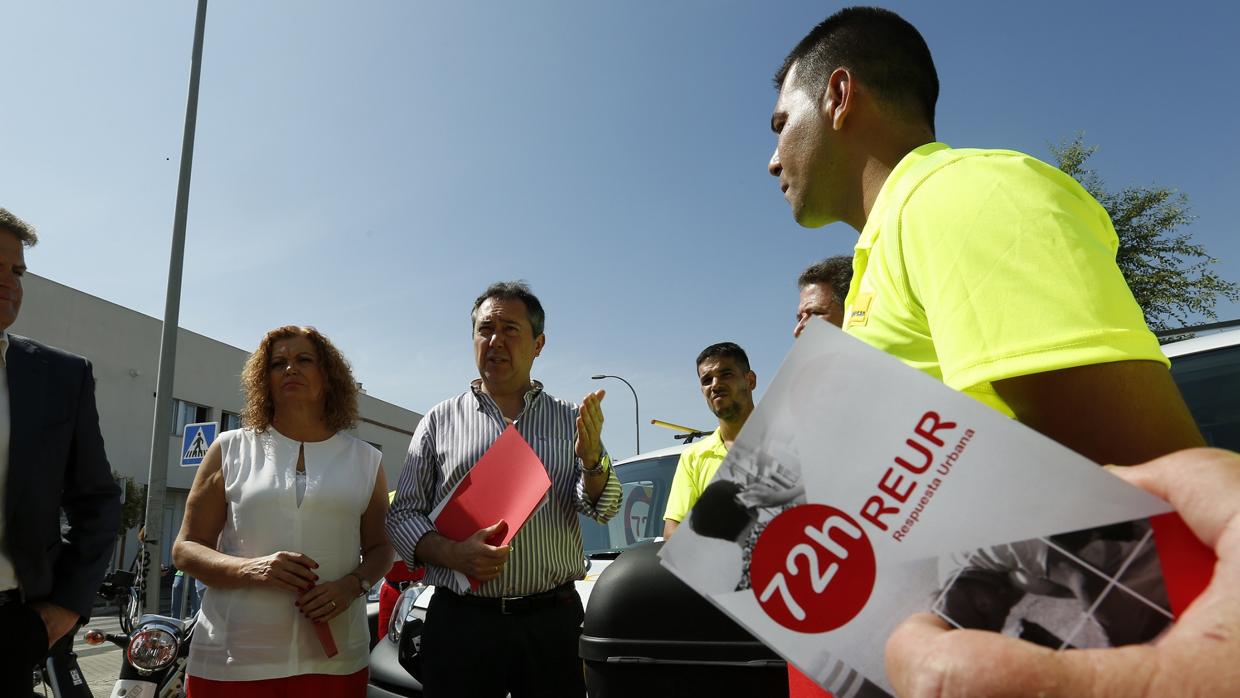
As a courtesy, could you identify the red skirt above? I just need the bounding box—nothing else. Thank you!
[186,668,368,698]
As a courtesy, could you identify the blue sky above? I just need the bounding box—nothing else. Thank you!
[4,1,1239,458]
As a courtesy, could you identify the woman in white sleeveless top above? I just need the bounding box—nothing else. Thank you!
[172,326,393,697]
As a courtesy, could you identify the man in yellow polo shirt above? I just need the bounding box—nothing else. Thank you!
[766,7,1203,467]
[662,342,757,538]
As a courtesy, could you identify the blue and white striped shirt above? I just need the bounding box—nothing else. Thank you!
[386,381,621,597]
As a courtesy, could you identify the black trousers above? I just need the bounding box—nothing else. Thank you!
[0,599,50,696]
[420,587,586,698]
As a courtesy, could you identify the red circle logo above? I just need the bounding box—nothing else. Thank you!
[750,504,876,633]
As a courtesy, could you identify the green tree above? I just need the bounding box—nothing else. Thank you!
[1050,135,1239,334]
[115,472,146,535]
[112,472,147,566]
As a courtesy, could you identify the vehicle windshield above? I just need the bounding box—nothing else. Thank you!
[580,454,680,558]
[1170,341,1240,451]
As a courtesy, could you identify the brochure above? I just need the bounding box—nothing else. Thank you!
[659,321,1185,697]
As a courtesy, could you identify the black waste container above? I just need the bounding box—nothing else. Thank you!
[580,541,788,698]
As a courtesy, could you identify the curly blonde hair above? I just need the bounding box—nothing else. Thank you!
[240,326,359,433]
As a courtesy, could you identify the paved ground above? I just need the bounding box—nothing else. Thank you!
[75,645,124,697]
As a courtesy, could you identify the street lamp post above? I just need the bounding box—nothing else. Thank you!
[142,0,209,615]
[590,374,640,455]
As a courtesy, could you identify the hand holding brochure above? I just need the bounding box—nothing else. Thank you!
[660,321,1202,697]
[430,424,552,591]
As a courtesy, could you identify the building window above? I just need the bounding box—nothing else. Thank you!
[221,411,242,431]
[172,399,210,436]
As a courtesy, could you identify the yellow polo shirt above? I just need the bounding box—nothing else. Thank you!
[844,142,1166,416]
[663,429,728,523]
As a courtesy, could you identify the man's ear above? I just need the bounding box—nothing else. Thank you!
[534,333,546,357]
[822,67,855,131]
[747,370,757,391]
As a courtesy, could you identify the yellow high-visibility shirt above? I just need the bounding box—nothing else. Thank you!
[844,142,1166,416]
[663,429,728,523]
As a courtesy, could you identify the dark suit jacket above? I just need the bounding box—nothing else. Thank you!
[5,333,121,620]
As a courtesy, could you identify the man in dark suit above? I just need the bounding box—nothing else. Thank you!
[0,207,121,693]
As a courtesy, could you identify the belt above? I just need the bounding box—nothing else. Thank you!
[0,588,22,607]
[438,581,577,615]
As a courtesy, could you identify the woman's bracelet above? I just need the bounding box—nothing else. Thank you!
[345,571,370,596]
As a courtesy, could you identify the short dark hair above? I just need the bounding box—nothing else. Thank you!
[696,342,751,374]
[774,7,938,130]
[472,280,546,337]
[798,255,853,306]
[0,208,39,247]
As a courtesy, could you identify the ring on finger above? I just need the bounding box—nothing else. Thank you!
[329,600,337,610]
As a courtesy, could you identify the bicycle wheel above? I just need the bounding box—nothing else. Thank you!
[120,586,142,635]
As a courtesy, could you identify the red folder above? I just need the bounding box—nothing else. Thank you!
[297,586,338,658]
[1150,512,1215,615]
[431,424,552,589]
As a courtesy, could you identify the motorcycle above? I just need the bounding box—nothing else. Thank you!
[27,567,139,697]
[83,569,195,698]
[366,582,427,697]
[30,633,93,698]
[94,614,193,698]
[28,568,134,697]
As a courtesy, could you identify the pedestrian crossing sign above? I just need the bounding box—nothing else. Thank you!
[181,422,218,467]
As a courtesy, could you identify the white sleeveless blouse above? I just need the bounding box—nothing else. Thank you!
[188,427,381,681]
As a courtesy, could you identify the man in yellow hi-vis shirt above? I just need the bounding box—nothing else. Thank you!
[662,342,757,539]
[767,9,1207,698]
[766,7,1204,467]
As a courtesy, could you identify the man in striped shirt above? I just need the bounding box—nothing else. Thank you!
[386,280,621,698]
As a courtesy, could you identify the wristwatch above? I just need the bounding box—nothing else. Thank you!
[348,572,371,596]
[581,452,611,477]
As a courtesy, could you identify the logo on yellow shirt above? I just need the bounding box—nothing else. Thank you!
[847,292,874,328]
